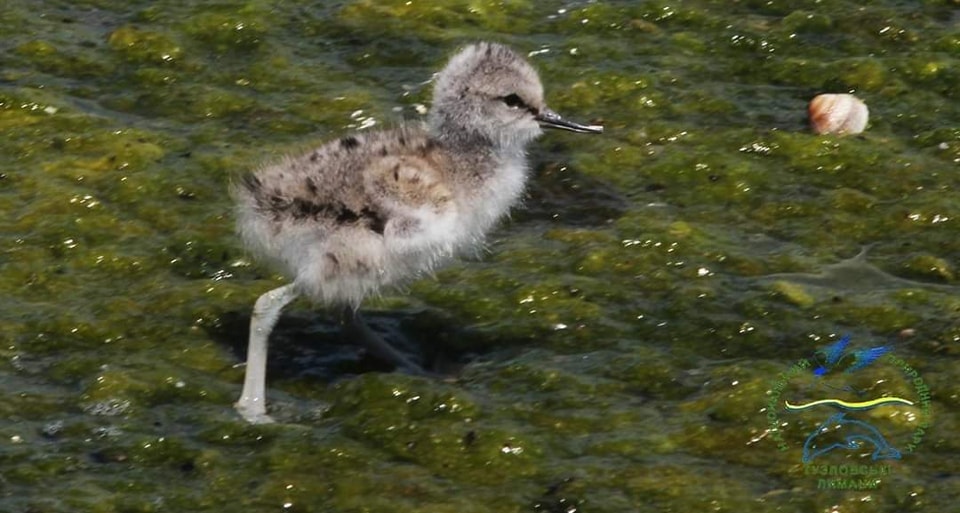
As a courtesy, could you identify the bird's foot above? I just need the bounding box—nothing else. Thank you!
[235,400,276,425]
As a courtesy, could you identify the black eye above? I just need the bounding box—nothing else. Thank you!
[501,93,526,109]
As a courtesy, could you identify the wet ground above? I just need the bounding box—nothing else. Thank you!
[1,1,959,511]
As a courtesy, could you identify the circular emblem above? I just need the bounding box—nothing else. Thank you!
[765,336,931,490]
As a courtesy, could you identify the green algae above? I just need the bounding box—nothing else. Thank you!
[769,280,817,309]
[2,0,960,512]
[107,26,183,65]
[183,11,269,53]
[338,0,536,44]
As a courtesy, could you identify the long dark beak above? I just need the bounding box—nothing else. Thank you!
[536,107,603,134]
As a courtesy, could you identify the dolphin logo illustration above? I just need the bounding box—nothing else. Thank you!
[803,413,902,463]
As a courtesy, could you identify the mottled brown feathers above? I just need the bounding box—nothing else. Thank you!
[260,196,387,235]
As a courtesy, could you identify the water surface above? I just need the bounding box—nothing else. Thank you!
[2,1,959,511]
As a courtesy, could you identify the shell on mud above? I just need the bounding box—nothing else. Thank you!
[809,93,869,135]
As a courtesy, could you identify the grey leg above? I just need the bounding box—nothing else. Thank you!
[236,283,299,424]
[340,307,426,375]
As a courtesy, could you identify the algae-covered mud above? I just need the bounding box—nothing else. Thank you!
[2,1,958,511]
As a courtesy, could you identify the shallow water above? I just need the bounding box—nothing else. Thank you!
[2,1,959,511]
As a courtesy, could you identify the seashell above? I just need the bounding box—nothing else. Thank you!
[808,94,869,135]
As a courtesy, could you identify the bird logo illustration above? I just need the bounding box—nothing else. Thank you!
[812,335,889,377]
[787,336,913,411]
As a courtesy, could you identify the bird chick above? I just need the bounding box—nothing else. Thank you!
[233,42,602,423]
